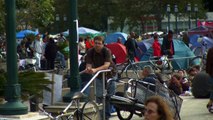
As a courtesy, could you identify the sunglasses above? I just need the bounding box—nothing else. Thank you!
[144,108,157,114]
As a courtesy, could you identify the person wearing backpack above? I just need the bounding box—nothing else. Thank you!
[84,36,116,120]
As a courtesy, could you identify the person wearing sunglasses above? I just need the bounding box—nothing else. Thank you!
[144,96,173,120]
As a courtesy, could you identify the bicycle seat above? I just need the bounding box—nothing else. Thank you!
[72,92,87,100]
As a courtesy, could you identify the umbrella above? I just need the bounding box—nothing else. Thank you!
[16,30,38,39]
[105,32,128,44]
[62,27,104,38]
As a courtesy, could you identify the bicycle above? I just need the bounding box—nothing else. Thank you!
[116,59,142,79]
[39,91,100,120]
[142,53,174,74]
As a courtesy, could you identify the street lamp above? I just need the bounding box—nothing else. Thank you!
[166,4,171,31]
[63,14,67,31]
[187,3,191,29]
[174,4,178,34]
[194,4,198,27]
[55,14,60,33]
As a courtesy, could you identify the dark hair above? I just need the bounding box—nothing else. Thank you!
[94,36,104,44]
[145,96,173,120]
[168,30,173,35]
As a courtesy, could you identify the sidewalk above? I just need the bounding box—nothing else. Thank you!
[109,96,213,120]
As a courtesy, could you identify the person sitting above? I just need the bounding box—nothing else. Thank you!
[168,73,183,95]
[144,96,174,120]
[140,65,158,91]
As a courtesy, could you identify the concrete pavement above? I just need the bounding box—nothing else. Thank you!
[109,96,213,120]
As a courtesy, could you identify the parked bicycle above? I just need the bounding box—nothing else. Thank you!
[116,59,142,79]
[39,69,111,120]
[142,53,174,74]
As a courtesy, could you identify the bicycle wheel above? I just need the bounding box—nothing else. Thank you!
[125,63,142,79]
[116,107,134,120]
[81,100,100,120]
[193,47,202,56]
[189,56,205,70]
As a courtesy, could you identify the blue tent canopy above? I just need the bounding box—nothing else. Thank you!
[139,39,195,70]
[189,34,213,50]
[16,30,38,39]
[105,32,128,44]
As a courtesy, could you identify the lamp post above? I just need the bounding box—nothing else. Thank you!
[194,4,198,28]
[55,14,60,33]
[174,4,178,34]
[63,14,67,31]
[166,4,171,31]
[187,3,191,29]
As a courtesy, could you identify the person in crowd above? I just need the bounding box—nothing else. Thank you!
[161,30,175,58]
[152,34,161,59]
[168,73,183,95]
[78,37,86,56]
[144,96,174,120]
[141,65,158,91]
[116,37,122,44]
[30,33,43,69]
[182,32,190,47]
[84,36,116,120]
[44,38,58,70]
[205,47,213,111]
[178,69,190,92]
[187,66,199,85]
[85,36,94,51]
[124,31,142,61]
[57,33,66,43]
[25,37,34,58]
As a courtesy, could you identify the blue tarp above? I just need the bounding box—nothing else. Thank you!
[105,32,128,44]
[139,38,195,70]
[16,30,38,39]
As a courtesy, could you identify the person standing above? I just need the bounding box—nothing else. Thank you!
[84,36,116,120]
[78,37,86,56]
[44,38,58,70]
[206,47,213,111]
[125,32,142,61]
[152,34,161,58]
[31,34,43,69]
[144,96,174,120]
[161,30,175,58]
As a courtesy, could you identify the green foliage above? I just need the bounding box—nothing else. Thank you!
[192,72,211,98]
[0,69,53,101]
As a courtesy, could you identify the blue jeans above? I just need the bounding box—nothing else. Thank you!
[55,51,66,67]
[95,77,116,119]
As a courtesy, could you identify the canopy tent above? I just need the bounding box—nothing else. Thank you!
[16,30,38,39]
[105,32,128,44]
[188,26,213,38]
[189,34,213,55]
[62,27,105,38]
[139,39,195,70]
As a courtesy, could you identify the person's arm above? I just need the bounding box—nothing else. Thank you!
[86,62,110,74]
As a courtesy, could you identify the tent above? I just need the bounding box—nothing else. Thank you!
[105,43,127,64]
[105,32,128,44]
[106,43,139,64]
[188,26,213,38]
[16,30,38,39]
[189,34,213,56]
[139,39,195,70]
[189,34,213,49]
[62,27,105,38]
